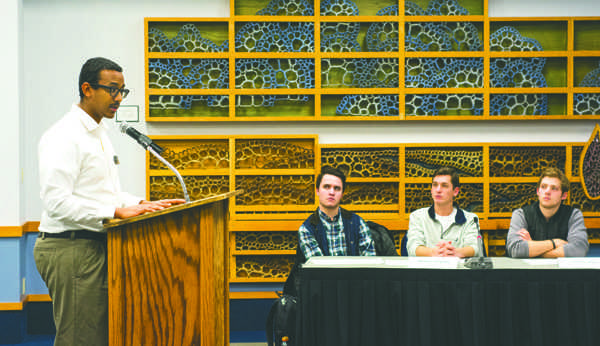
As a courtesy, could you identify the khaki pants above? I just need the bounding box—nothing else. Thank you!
[34,236,108,346]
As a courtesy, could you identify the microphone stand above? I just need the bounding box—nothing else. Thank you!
[148,146,191,203]
[464,235,493,269]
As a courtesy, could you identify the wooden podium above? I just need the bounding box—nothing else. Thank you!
[103,191,239,346]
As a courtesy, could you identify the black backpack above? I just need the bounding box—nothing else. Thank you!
[266,292,297,346]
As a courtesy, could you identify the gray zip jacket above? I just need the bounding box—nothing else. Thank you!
[407,205,482,257]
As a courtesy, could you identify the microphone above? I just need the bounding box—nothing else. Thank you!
[464,217,493,269]
[119,122,190,202]
[119,123,164,154]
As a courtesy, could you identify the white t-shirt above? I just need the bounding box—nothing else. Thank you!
[436,207,457,232]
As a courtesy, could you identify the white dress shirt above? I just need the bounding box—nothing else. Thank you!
[39,104,142,233]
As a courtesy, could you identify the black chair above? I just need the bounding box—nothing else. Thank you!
[366,220,399,256]
[400,232,408,256]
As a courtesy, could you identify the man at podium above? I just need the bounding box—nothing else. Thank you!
[34,57,184,346]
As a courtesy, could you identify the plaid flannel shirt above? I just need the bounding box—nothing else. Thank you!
[299,208,376,259]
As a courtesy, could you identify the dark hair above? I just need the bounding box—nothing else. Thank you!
[432,166,460,189]
[537,167,569,193]
[78,57,123,99]
[316,166,346,191]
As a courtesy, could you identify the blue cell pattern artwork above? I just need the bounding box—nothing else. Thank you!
[336,95,399,116]
[147,0,559,117]
[256,0,314,15]
[423,0,469,16]
[149,95,229,111]
[405,22,481,52]
[322,58,399,88]
[402,1,484,115]
[149,59,229,89]
[148,58,229,111]
[406,58,484,88]
[404,0,469,16]
[235,59,314,89]
[406,94,484,116]
[490,94,548,116]
[235,22,314,52]
[320,0,359,16]
[236,95,310,108]
[489,26,548,116]
[366,21,399,52]
[574,61,600,115]
[148,24,228,52]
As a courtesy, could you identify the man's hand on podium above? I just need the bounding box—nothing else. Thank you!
[114,199,186,219]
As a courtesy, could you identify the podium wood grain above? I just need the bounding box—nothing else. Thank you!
[105,192,238,346]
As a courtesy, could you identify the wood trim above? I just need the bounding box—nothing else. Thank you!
[23,221,40,233]
[0,222,40,237]
[230,218,600,232]
[0,292,281,310]
[0,294,52,311]
[24,294,52,303]
[0,302,23,311]
[3,217,597,238]
[229,291,278,299]
[104,190,241,229]
[0,226,23,237]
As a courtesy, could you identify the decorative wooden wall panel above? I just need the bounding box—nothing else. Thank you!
[142,0,600,284]
[147,136,600,282]
[144,0,600,121]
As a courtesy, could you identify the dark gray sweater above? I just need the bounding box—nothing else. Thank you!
[506,205,589,257]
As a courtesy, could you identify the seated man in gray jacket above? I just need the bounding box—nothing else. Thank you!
[407,166,482,257]
[506,167,588,258]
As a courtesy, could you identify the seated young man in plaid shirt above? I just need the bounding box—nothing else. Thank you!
[298,166,376,261]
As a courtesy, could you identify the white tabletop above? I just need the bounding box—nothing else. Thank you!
[303,256,600,270]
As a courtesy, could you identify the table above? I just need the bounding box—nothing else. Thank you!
[298,257,600,346]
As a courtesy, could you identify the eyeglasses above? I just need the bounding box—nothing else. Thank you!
[89,83,130,99]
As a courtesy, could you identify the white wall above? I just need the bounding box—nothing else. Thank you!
[1,0,23,226]
[21,0,600,222]
[489,0,600,16]
[22,0,228,221]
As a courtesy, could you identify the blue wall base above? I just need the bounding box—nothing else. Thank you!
[230,298,274,343]
[0,310,26,344]
[0,299,274,344]
[0,303,54,345]
[0,335,54,346]
[231,330,268,343]
[25,303,54,335]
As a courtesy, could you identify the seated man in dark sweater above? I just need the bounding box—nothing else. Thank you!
[298,166,376,261]
[506,167,589,258]
[283,166,379,296]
